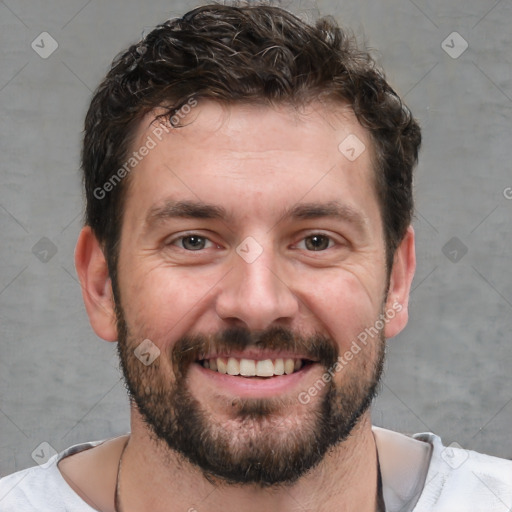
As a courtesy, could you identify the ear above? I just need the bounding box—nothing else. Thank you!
[74,226,118,342]
[384,225,416,339]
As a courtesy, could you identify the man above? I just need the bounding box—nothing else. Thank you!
[1,2,511,511]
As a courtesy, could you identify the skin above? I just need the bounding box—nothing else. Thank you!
[67,99,416,512]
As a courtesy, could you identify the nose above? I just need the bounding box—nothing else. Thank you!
[214,243,299,331]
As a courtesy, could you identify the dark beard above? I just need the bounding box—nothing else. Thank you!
[116,313,385,488]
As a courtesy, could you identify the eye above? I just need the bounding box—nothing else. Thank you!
[171,235,214,251]
[297,234,334,251]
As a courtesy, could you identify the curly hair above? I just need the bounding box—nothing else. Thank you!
[82,1,421,288]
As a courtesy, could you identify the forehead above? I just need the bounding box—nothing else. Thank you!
[138,99,372,159]
[122,99,381,231]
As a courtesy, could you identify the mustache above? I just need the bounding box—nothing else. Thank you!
[171,325,339,376]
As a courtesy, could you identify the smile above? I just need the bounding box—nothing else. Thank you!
[199,357,313,378]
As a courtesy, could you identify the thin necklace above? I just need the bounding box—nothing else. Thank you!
[114,444,386,512]
[377,458,386,512]
[376,454,386,512]
[114,438,129,512]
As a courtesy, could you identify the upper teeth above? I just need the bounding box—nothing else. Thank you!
[202,357,303,377]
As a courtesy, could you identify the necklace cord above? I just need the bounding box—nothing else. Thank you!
[114,438,130,512]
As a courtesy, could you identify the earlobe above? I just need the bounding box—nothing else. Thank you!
[384,226,416,339]
[74,226,118,342]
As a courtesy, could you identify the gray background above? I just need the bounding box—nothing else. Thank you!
[1,0,511,478]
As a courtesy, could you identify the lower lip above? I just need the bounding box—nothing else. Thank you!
[190,361,319,398]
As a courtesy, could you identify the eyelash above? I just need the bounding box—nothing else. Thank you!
[294,234,336,251]
[169,234,217,251]
[168,233,339,252]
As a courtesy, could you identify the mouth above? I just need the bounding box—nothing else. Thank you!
[190,352,320,398]
[197,356,314,378]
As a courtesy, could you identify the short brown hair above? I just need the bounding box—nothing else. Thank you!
[82,2,421,288]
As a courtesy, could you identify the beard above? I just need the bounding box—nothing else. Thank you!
[116,307,386,488]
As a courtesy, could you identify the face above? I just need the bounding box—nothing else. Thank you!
[114,100,396,486]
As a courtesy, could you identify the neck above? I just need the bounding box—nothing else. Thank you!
[116,410,381,512]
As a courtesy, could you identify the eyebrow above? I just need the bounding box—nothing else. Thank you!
[146,200,227,225]
[283,201,367,225]
[145,199,368,232]
[277,200,369,235]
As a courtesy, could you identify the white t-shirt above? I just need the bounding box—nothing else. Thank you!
[1,427,511,511]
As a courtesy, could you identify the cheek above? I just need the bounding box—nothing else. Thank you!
[119,263,219,334]
[300,269,384,346]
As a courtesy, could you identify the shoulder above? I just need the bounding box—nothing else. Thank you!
[0,440,105,512]
[413,432,512,512]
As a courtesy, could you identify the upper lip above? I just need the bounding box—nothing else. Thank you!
[197,351,318,362]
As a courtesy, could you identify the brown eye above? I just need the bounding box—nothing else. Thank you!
[304,235,331,251]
